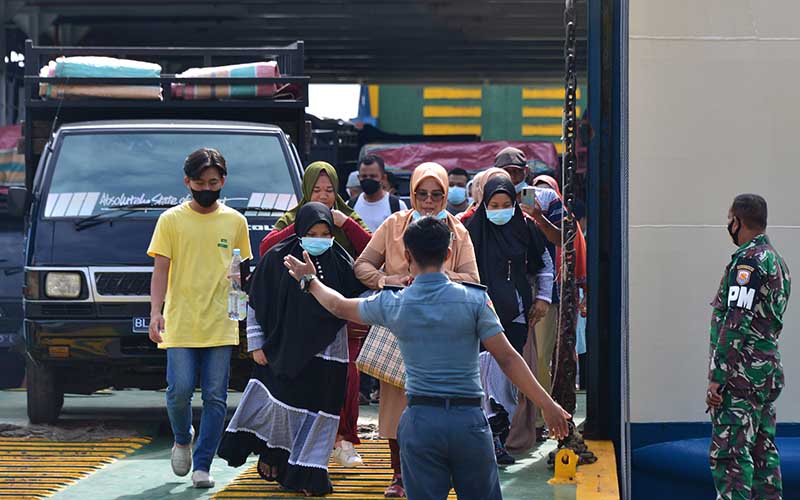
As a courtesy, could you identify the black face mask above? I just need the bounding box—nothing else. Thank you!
[191,189,221,208]
[359,178,381,196]
[727,217,741,246]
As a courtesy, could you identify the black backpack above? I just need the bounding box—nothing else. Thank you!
[347,194,402,214]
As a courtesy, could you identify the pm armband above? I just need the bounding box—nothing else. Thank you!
[727,258,762,311]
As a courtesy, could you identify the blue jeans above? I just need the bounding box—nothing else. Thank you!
[166,346,232,473]
[398,403,502,500]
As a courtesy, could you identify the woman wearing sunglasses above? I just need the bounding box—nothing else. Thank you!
[353,162,479,497]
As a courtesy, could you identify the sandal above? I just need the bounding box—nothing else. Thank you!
[494,436,516,465]
[384,474,405,498]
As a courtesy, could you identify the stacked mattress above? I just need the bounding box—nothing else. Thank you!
[172,61,281,100]
[39,56,163,100]
[38,57,284,101]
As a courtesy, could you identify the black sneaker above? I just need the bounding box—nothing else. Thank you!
[494,437,516,465]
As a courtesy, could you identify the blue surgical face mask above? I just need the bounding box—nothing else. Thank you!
[486,207,515,226]
[300,237,334,256]
[412,210,448,221]
[448,186,467,205]
[514,181,528,194]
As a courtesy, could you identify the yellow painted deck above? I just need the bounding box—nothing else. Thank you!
[0,437,151,499]
[576,441,620,500]
[213,440,457,499]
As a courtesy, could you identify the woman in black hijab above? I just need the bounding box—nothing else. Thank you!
[465,176,554,465]
[218,202,364,496]
[466,176,553,351]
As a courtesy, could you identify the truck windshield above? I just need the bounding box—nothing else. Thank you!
[44,131,297,218]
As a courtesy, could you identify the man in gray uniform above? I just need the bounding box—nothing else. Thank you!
[284,216,570,500]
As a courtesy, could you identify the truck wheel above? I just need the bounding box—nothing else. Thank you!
[26,359,63,424]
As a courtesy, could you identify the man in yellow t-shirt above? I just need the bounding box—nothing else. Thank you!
[147,148,252,489]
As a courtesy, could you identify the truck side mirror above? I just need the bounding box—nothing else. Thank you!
[8,186,30,217]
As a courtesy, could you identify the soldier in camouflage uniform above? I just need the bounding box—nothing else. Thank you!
[707,194,791,500]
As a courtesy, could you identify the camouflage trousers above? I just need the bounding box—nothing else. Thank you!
[710,391,782,500]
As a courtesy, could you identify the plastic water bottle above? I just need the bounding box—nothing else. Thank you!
[228,249,247,321]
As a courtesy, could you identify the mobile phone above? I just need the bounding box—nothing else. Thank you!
[521,186,537,206]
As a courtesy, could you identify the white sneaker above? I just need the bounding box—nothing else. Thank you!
[192,470,215,489]
[171,426,194,477]
[331,441,363,467]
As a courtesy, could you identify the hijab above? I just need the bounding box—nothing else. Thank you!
[410,162,449,214]
[469,168,512,211]
[532,175,587,284]
[274,161,369,256]
[249,202,365,377]
[374,162,475,277]
[457,167,512,222]
[465,178,475,201]
[466,176,545,325]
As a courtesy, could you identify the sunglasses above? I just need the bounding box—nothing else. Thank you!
[415,190,445,201]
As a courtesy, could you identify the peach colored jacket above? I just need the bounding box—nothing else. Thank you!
[354,162,479,288]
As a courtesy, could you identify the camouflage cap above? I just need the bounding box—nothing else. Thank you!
[494,147,527,169]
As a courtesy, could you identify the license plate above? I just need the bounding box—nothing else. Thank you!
[132,317,150,334]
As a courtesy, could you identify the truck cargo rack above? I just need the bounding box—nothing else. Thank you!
[22,40,311,188]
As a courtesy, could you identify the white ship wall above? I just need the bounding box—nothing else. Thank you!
[629,0,800,423]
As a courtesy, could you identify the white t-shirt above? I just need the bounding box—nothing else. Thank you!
[353,193,408,233]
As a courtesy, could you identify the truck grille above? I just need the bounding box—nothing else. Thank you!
[38,303,94,317]
[95,273,151,296]
[96,303,149,318]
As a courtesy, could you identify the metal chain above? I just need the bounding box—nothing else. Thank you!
[547,0,596,467]
[551,0,579,416]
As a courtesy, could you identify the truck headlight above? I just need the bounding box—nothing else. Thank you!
[44,272,82,299]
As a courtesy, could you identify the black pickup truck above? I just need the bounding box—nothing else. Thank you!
[9,41,309,423]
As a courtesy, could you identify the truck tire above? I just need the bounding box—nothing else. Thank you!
[26,359,63,424]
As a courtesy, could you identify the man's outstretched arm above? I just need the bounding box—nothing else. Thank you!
[284,251,363,323]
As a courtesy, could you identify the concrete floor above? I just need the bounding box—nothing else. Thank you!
[0,389,589,499]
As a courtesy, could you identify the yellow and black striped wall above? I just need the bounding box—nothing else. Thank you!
[374,84,586,153]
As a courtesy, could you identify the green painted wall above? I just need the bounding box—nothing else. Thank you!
[376,84,587,152]
[481,85,523,141]
[376,85,423,135]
